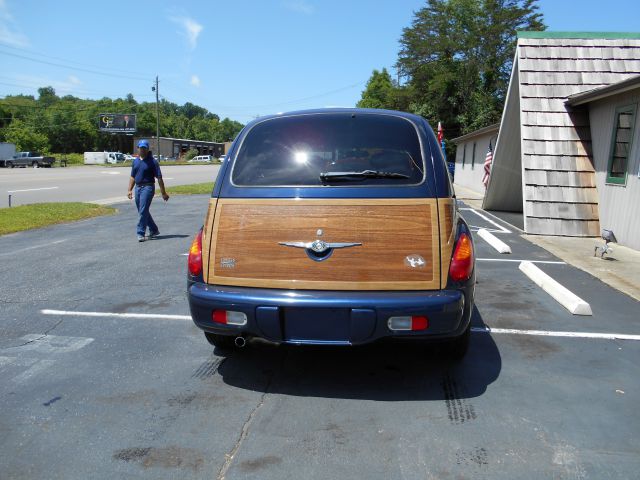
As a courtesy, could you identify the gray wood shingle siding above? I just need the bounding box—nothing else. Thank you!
[487,34,640,236]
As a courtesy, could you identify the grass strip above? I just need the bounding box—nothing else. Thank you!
[0,202,116,236]
[165,182,215,195]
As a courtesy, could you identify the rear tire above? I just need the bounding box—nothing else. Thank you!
[6,161,13,168]
[444,323,470,360]
[204,332,236,349]
[32,161,38,168]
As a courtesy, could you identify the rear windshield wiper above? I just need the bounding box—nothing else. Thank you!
[319,170,410,182]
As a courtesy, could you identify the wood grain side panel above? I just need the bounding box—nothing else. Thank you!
[201,198,217,283]
[207,199,441,291]
[438,199,455,288]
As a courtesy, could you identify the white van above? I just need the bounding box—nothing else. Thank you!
[188,155,213,163]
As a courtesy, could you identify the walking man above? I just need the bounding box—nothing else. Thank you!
[127,139,170,242]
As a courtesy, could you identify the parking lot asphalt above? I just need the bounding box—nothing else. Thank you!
[0,164,220,208]
[1,196,639,479]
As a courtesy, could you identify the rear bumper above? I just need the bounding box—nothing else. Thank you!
[188,283,473,345]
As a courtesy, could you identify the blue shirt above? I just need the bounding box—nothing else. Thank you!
[131,154,162,185]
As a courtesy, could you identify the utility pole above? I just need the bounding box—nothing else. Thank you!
[152,76,160,157]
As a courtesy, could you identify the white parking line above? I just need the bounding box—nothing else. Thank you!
[39,309,640,342]
[0,239,67,257]
[41,309,191,320]
[472,326,640,341]
[7,186,59,193]
[476,258,565,265]
[459,208,511,233]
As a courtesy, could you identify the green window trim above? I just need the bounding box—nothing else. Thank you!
[606,103,637,185]
[471,142,476,169]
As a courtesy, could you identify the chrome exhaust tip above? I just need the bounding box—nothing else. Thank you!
[234,336,246,348]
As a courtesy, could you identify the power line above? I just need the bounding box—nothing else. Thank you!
[159,79,365,111]
[0,80,155,99]
[0,50,151,82]
[0,42,146,78]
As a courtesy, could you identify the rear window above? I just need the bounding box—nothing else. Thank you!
[232,113,425,186]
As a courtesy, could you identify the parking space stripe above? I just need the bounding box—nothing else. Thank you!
[37,310,640,341]
[0,239,67,257]
[476,258,566,264]
[472,326,640,341]
[459,208,511,233]
[7,187,59,193]
[41,309,191,320]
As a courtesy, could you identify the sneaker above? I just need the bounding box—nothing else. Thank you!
[137,235,146,242]
[149,231,160,239]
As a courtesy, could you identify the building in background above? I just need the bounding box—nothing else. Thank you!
[566,76,640,250]
[452,124,499,193]
[133,136,226,160]
[454,31,640,249]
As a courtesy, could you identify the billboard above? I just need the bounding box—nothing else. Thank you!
[99,113,136,133]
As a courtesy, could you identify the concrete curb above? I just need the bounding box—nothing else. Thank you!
[519,261,593,315]
[478,228,512,254]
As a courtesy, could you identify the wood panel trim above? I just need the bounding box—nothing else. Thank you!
[438,199,456,288]
[217,198,434,206]
[202,198,217,283]
[207,198,443,291]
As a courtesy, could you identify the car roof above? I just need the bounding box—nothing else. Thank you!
[242,108,428,129]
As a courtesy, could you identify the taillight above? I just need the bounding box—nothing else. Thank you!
[212,310,247,326]
[387,315,429,331]
[188,229,203,277]
[449,233,474,282]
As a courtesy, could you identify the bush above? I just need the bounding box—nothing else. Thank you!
[54,152,84,165]
[184,148,199,161]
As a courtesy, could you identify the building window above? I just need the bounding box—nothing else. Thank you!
[462,144,466,167]
[471,142,477,169]
[607,104,637,185]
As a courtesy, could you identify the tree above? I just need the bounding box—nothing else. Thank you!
[357,68,397,109]
[0,92,245,154]
[375,0,544,139]
[4,119,49,152]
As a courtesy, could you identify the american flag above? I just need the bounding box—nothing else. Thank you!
[482,141,493,189]
[437,122,447,161]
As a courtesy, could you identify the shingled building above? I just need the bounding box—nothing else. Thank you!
[481,32,640,246]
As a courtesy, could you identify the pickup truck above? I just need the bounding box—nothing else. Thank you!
[3,152,56,168]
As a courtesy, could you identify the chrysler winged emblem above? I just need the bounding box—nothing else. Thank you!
[279,239,361,253]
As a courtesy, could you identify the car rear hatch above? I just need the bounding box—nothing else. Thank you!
[201,111,454,291]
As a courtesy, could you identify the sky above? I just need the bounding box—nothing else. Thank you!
[1,0,640,123]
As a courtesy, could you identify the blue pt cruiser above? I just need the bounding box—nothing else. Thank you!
[187,108,475,358]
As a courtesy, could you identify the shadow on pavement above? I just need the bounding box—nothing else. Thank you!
[149,234,190,240]
[216,306,501,401]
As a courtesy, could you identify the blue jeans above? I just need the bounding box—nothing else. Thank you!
[135,185,159,236]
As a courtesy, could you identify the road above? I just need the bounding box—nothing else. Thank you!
[0,197,639,479]
[0,164,220,208]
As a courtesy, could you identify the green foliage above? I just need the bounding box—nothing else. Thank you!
[165,182,215,195]
[184,148,199,161]
[0,202,116,235]
[357,68,398,109]
[360,0,544,146]
[4,119,49,152]
[0,89,244,155]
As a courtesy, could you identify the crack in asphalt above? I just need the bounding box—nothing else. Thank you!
[9,318,64,349]
[216,353,281,480]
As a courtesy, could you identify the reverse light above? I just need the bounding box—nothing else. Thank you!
[212,310,248,326]
[449,232,474,282]
[388,316,429,331]
[188,229,203,277]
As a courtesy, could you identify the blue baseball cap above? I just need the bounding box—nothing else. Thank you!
[137,139,149,148]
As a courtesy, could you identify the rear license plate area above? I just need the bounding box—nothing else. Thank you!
[283,308,351,343]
